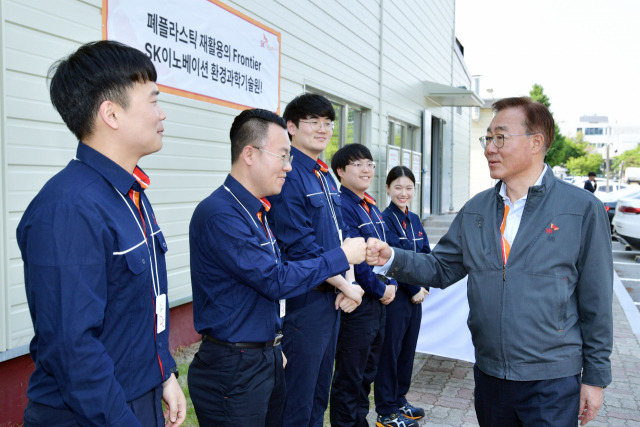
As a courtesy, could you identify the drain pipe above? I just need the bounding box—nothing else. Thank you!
[448,3,456,212]
[378,0,386,198]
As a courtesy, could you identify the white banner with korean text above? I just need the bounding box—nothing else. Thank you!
[103,0,281,112]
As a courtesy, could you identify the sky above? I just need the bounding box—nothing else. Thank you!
[455,0,640,131]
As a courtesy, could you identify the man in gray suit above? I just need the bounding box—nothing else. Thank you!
[367,97,612,427]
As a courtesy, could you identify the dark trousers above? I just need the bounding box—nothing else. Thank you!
[374,289,422,415]
[281,291,340,427]
[23,384,164,426]
[188,339,285,426]
[473,365,581,427]
[330,294,386,427]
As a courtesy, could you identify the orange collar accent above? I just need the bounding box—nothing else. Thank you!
[132,166,150,189]
[316,159,329,173]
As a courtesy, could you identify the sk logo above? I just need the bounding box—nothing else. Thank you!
[418,231,423,236]
[546,223,559,234]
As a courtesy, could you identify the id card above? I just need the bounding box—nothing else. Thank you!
[156,293,167,333]
[279,299,286,318]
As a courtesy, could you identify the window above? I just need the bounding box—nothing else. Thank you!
[388,121,419,150]
[322,99,365,164]
[325,103,343,162]
[394,122,404,147]
[585,128,604,135]
[387,119,422,213]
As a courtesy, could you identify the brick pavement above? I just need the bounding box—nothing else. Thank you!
[364,286,640,426]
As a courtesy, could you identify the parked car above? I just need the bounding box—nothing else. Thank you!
[612,193,640,250]
[572,177,625,194]
[601,188,640,227]
[625,167,640,184]
[594,179,626,194]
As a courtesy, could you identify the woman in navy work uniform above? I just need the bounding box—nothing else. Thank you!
[374,166,430,426]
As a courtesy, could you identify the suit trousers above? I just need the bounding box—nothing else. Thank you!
[473,365,581,427]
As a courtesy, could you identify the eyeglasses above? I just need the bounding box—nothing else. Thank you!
[479,133,537,149]
[251,146,293,168]
[299,119,335,132]
[348,161,376,170]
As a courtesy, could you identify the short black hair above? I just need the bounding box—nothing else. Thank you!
[229,109,286,164]
[331,143,373,182]
[283,93,335,127]
[588,171,597,177]
[386,166,415,186]
[48,40,157,141]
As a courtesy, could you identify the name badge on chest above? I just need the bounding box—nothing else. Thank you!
[279,299,286,318]
[156,293,167,333]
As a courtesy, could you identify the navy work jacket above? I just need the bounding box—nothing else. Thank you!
[189,174,350,343]
[17,142,174,426]
[381,202,431,297]
[268,146,347,261]
[339,187,394,298]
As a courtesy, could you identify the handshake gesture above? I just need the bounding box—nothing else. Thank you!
[365,238,392,266]
[340,237,393,266]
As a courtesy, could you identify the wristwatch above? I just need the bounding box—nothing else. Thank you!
[171,366,179,380]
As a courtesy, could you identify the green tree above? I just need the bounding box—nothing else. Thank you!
[565,153,603,176]
[529,84,568,167]
[614,145,640,170]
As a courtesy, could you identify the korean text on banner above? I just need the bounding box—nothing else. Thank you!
[103,0,281,112]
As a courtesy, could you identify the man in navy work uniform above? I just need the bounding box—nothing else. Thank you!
[329,143,397,427]
[188,108,366,426]
[268,93,360,427]
[367,97,613,427]
[17,41,185,426]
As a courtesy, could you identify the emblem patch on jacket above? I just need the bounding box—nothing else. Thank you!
[545,223,559,234]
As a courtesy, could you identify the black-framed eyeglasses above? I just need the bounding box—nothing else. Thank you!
[479,133,537,149]
[251,146,293,167]
[298,119,335,132]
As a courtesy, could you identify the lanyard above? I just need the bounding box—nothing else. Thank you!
[224,185,278,262]
[391,211,417,252]
[315,170,343,244]
[72,159,160,297]
[114,188,161,298]
[500,204,511,265]
[358,202,386,242]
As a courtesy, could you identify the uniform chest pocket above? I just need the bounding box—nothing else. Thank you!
[123,243,150,275]
[153,231,169,254]
[358,221,378,239]
[331,193,342,208]
[308,193,328,210]
[460,213,493,270]
[523,213,581,276]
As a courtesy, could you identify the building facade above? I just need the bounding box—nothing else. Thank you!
[0,0,479,423]
[562,115,640,158]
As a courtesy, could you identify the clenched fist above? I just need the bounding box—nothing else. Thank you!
[366,238,392,266]
[341,237,366,265]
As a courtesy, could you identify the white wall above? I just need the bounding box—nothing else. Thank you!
[470,105,497,198]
